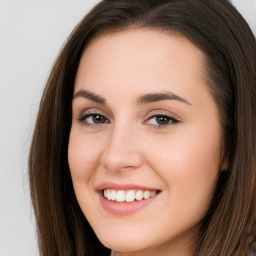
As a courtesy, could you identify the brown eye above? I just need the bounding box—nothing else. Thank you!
[92,114,106,124]
[146,115,179,129]
[78,113,109,125]
[155,116,170,125]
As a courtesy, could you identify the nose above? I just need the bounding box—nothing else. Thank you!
[100,124,143,172]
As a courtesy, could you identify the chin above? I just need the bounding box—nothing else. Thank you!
[94,227,153,253]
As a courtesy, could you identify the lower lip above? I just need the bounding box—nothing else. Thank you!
[98,191,159,215]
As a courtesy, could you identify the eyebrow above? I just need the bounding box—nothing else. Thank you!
[138,91,191,106]
[72,90,191,106]
[73,90,106,104]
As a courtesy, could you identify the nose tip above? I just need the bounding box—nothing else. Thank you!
[100,137,143,172]
[101,151,142,172]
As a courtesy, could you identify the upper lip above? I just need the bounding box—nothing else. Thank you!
[96,182,160,191]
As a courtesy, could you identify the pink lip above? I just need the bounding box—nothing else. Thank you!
[96,182,160,216]
[96,182,159,191]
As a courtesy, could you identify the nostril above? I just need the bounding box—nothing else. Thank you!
[100,150,143,172]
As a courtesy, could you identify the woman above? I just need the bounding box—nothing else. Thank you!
[29,0,256,255]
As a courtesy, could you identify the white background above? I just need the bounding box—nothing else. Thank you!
[0,1,255,255]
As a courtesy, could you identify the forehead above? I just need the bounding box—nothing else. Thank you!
[75,29,206,87]
[74,29,211,107]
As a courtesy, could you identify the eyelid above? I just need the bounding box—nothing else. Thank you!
[78,113,109,122]
[145,115,179,126]
[77,109,110,125]
[143,109,181,130]
[144,109,181,121]
[78,107,109,119]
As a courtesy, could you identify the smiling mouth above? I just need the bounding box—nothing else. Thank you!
[102,189,159,203]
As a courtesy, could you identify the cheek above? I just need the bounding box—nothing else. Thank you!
[150,128,221,176]
[68,129,103,181]
[148,126,222,212]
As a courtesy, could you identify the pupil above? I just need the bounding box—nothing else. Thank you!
[157,116,169,125]
[93,115,104,123]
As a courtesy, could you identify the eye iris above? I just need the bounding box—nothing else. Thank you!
[92,115,105,124]
[156,116,170,125]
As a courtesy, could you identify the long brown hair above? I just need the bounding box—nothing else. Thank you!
[29,0,256,255]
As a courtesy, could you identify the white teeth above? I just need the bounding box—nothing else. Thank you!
[135,190,143,201]
[116,190,126,202]
[110,190,116,200]
[107,189,111,200]
[126,190,135,202]
[103,189,157,203]
[143,191,150,199]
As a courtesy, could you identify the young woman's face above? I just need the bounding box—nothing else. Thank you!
[68,29,226,255]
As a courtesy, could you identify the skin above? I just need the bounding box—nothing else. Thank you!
[68,29,227,256]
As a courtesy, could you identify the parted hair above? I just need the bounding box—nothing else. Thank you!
[29,0,256,255]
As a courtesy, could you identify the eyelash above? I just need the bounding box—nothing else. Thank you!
[78,113,110,127]
[78,113,180,129]
[146,115,180,129]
